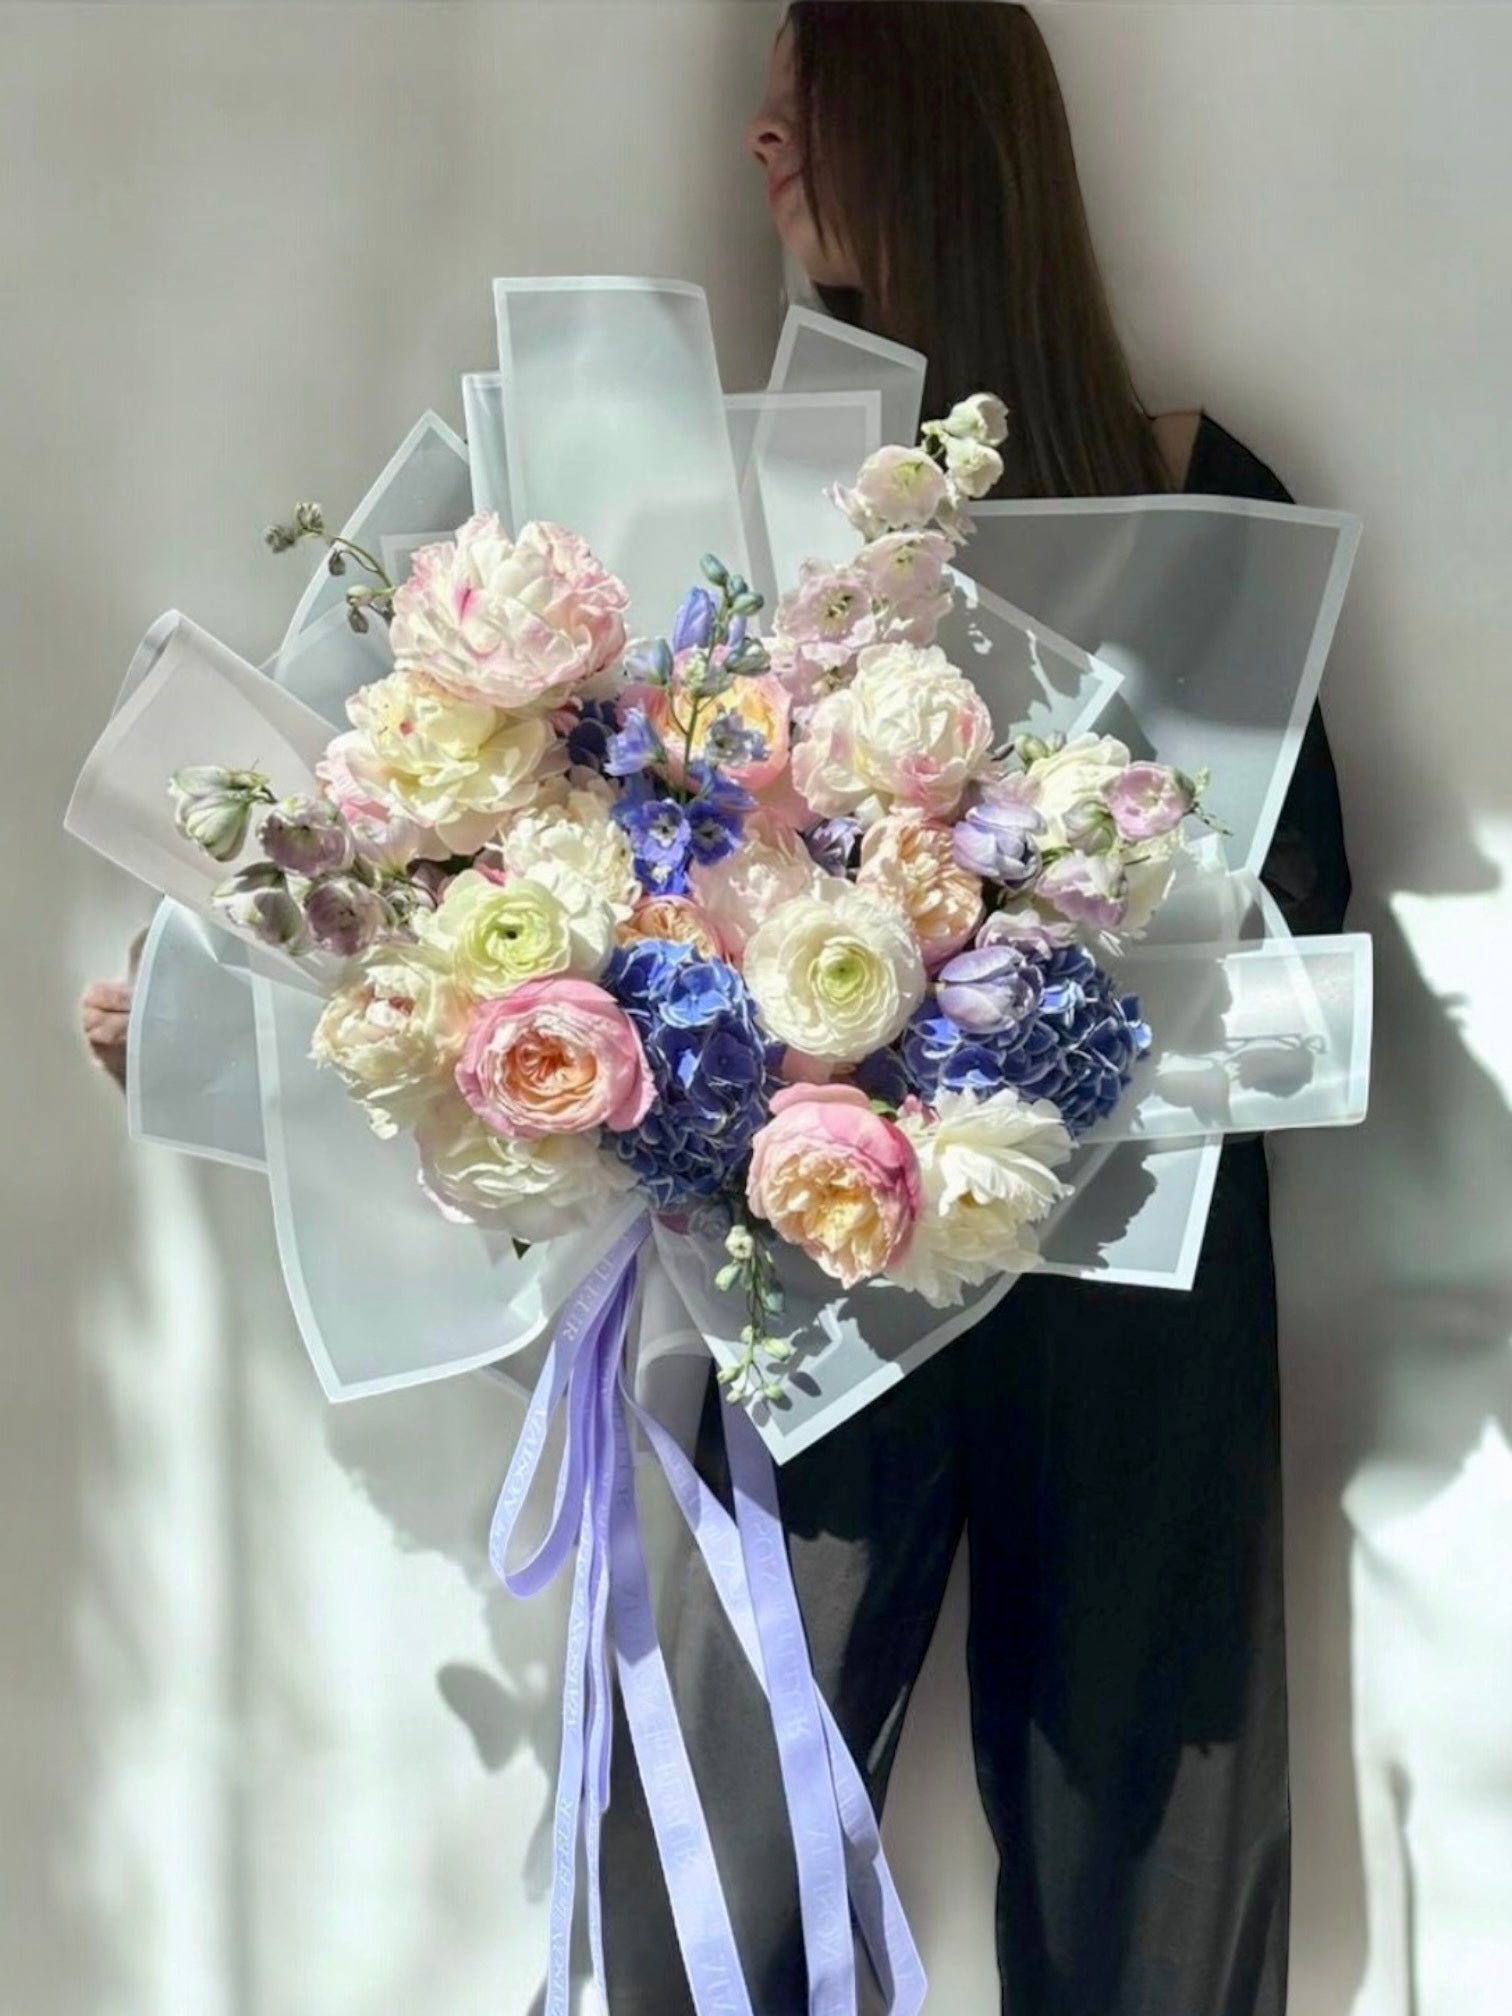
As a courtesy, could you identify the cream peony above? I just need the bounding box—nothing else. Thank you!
[790,688,871,822]
[855,811,985,969]
[338,668,556,855]
[416,1092,634,1239]
[839,642,996,823]
[743,879,926,1063]
[310,941,468,1138]
[391,513,628,712]
[888,1088,1072,1305]
[491,778,640,921]
[688,809,823,959]
[415,864,615,993]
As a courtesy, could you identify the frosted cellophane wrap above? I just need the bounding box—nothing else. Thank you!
[72,280,1370,1460]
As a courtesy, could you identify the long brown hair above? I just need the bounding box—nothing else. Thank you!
[788,1,1171,497]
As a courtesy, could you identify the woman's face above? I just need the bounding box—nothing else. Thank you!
[746,26,861,289]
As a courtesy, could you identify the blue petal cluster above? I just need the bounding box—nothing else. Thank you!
[901,945,1151,1137]
[602,940,777,1210]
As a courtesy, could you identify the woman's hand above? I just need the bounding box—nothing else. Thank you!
[80,931,146,1091]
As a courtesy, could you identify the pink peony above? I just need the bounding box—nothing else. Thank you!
[456,977,653,1141]
[688,809,822,959]
[746,1084,922,1289]
[391,513,628,713]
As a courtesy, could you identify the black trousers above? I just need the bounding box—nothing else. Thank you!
[601,1139,1289,2016]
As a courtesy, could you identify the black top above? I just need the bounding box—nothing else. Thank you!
[1182,412,1352,937]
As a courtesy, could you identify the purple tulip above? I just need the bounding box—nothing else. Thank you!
[804,818,862,875]
[304,874,390,956]
[935,944,1044,1033]
[951,799,1043,886]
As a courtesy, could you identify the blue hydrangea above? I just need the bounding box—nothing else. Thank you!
[602,940,777,1210]
[901,945,1150,1137]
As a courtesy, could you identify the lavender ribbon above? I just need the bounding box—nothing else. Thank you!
[490,1215,926,2016]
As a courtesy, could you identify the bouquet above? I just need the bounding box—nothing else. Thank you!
[166,390,1219,1405]
[68,278,1371,2016]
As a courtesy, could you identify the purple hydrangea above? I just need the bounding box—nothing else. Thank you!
[902,945,1150,1137]
[602,940,777,1210]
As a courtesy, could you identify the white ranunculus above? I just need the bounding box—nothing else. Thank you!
[1020,733,1134,849]
[416,1093,634,1239]
[743,879,926,1063]
[310,941,469,1138]
[341,667,555,855]
[688,809,824,958]
[888,1088,1072,1304]
[846,642,995,822]
[415,864,614,994]
[492,780,641,921]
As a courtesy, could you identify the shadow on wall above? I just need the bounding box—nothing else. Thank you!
[1267,541,1512,2012]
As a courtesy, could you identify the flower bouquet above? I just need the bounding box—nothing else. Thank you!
[67,278,1372,2016]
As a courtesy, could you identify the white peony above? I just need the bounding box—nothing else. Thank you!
[339,667,556,855]
[743,879,926,1063]
[416,1093,634,1239]
[790,688,873,822]
[491,777,641,921]
[847,642,995,823]
[310,941,469,1138]
[888,1088,1072,1304]
[688,809,824,958]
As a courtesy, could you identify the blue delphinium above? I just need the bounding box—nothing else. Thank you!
[605,704,662,777]
[613,778,693,893]
[685,763,753,867]
[902,944,1150,1137]
[603,940,777,1211]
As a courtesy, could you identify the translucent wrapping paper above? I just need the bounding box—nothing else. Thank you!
[69,278,1371,1461]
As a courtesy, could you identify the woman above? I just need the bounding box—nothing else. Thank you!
[597,9,1349,2016]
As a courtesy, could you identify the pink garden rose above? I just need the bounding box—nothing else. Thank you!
[391,513,628,713]
[456,977,653,1140]
[617,895,727,960]
[746,1084,922,1289]
[634,666,792,796]
[855,810,985,969]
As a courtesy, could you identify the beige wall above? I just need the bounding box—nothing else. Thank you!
[4,6,1510,2015]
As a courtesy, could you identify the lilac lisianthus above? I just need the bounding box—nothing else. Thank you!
[1036,852,1129,931]
[951,798,1043,886]
[934,943,1044,1034]
[1106,762,1196,841]
[804,816,862,876]
[305,874,391,957]
[261,795,355,878]
[602,939,776,1210]
[214,865,309,953]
